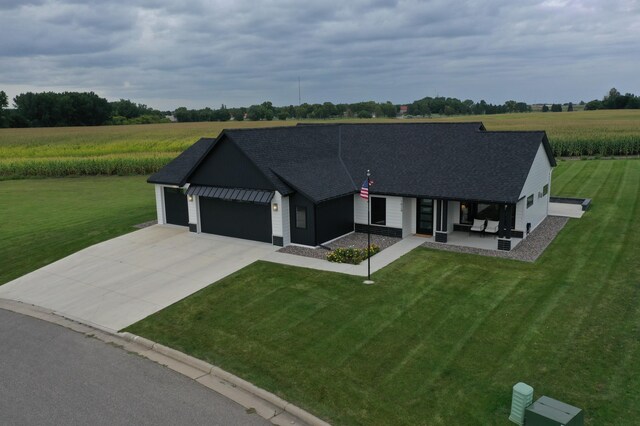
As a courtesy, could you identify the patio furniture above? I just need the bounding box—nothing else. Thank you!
[484,220,500,237]
[469,218,486,236]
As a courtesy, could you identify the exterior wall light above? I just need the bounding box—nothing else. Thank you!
[188,195,193,202]
[272,203,279,212]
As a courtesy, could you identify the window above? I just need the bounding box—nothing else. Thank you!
[543,184,549,196]
[460,201,516,226]
[371,197,386,225]
[527,195,534,208]
[295,206,307,229]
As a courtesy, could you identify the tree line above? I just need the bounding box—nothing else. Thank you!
[583,88,640,110]
[0,91,170,128]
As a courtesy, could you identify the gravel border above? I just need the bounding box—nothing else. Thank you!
[278,232,401,260]
[421,216,569,262]
[133,220,158,229]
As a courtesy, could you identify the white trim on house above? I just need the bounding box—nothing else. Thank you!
[519,142,553,234]
[271,191,283,239]
[155,184,165,225]
[187,193,198,227]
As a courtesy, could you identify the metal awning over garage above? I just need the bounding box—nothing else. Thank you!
[187,185,274,204]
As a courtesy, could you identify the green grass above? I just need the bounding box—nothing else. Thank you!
[1,110,639,179]
[127,159,640,425]
[0,176,155,285]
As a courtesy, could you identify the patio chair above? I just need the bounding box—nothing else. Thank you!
[469,218,486,236]
[484,220,500,237]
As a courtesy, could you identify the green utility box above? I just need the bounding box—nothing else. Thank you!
[525,396,583,426]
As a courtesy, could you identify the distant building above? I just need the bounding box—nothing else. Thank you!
[399,105,408,115]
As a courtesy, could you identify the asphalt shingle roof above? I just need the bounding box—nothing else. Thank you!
[147,137,216,186]
[151,123,554,204]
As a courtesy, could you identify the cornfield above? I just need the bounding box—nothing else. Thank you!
[1,110,638,179]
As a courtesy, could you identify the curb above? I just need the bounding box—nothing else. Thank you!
[0,299,330,426]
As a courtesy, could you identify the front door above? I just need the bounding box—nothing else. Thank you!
[416,198,433,235]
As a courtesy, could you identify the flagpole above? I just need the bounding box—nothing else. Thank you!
[364,169,374,285]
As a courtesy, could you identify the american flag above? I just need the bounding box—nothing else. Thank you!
[360,178,369,200]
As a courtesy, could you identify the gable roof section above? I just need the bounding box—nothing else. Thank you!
[175,123,554,204]
[147,137,216,186]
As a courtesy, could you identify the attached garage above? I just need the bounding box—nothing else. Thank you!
[189,186,274,243]
[163,187,188,226]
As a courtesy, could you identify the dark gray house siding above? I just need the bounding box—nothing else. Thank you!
[289,192,316,246]
[316,195,354,244]
[189,138,274,190]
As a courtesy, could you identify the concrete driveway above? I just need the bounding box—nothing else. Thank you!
[0,226,277,331]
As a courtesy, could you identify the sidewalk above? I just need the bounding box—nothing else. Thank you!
[262,235,425,276]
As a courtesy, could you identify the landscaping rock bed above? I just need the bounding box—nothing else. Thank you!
[421,216,569,262]
[133,220,157,229]
[278,232,401,260]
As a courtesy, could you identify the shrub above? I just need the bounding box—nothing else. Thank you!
[326,244,380,265]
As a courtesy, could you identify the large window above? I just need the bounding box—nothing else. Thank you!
[460,201,516,227]
[371,197,386,225]
[295,206,307,229]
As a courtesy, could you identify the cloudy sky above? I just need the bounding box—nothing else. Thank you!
[1,0,638,110]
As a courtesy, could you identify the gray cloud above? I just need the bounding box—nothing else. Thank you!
[0,0,638,109]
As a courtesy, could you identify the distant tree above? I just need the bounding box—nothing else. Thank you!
[541,104,549,112]
[567,102,574,112]
[584,100,602,110]
[579,100,585,105]
[551,103,562,112]
[0,90,7,127]
[357,110,372,119]
[232,109,244,121]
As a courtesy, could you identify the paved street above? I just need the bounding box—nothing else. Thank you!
[0,308,267,426]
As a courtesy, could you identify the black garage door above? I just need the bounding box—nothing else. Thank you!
[164,187,188,226]
[200,197,272,243]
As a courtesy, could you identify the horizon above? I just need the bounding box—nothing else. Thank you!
[1,1,638,110]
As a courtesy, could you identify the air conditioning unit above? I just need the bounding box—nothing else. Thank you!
[509,382,534,425]
[525,396,584,426]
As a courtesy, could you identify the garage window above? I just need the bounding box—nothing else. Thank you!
[295,206,307,229]
[527,194,534,208]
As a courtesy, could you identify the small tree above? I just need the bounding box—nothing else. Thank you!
[567,102,574,112]
[541,104,549,112]
[551,103,562,112]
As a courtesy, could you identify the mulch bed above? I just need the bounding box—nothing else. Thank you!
[421,216,569,262]
[278,232,401,260]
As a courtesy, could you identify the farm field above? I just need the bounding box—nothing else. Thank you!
[0,110,639,179]
[0,176,155,285]
[127,159,640,425]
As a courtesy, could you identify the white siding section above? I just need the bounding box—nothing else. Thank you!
[155,185,165,225]
[271,191,283,237]
[354,194,402,228]
[449,201,460,225]
[385,196,403,228]
[446,200,457,232]
[402,198,416,237]
[519,143,552,233]
[354,194,368,224]
[187,194,197,225]
[282,196,291,245]
[515,198,525,231]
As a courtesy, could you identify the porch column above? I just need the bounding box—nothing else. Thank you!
[497,203,513,251]
[435,199,448,243]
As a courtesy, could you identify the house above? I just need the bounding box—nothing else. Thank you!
[148,123,555,251]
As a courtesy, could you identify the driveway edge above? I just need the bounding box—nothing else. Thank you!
[0,298,330,426]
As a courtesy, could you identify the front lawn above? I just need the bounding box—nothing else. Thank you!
[0,176,155,285]
[128,159,639,425]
